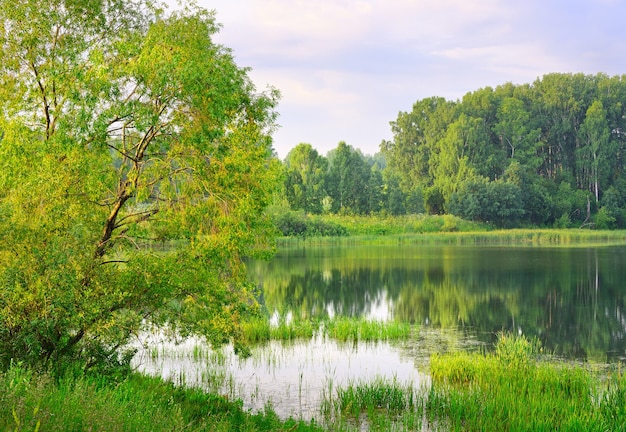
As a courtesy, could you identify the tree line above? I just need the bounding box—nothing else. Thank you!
[280,73,626,228]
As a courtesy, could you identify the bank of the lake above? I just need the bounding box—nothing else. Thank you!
[8,228,626,431]
[278,225,626,247]
[0,364,324,431]
[5,334,626,431]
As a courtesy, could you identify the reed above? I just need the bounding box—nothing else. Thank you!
[0,364,324,432]
[426,333,626,431]
[324,317,411,342]
[334,378,415,416]
[278,227,626,247]
[320,377,424,431]
[240,316,318,344]
[241,315,412,344]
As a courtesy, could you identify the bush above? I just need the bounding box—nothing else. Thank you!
[272,211,348,237]
[273,210,308,237]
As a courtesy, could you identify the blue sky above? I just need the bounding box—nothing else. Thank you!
[185,0,626,159]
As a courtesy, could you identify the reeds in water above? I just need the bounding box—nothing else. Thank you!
[241,315,412,345]
[426,332,626,431]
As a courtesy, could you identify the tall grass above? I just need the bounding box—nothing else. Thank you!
[324,317,411,342]
[319,333,626,430]
[278,227,626,247]
[0,364,323,432]
[321,377,424,431]
[241,316,412,345]
[426,332,626,431]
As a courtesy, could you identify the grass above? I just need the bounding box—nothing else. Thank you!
[317,333,626,431]
[271,212,626,246]
[276,213,626,245]
[278,226,626,247]
[425,333,626,431]
[320,377,422,430]
[241,316,317,344]
[323,317,411,342]
[0,363,323,432]
[240,316,413,345]
[5,333,626,431]
[329,377,416,416]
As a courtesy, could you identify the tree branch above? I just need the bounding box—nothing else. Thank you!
[29,60,53,139]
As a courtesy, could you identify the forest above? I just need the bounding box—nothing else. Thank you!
[280,73,626,229]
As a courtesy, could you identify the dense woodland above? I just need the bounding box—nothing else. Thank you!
[280,73,626,228]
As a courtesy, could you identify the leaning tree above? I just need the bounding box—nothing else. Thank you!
[0,0,281,370]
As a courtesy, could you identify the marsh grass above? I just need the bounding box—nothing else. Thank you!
[241,317,317,344]
[335,378,415,415]
[0,364,323,432]
[426,333,626,431]
[241,316,412,345]
[278,226,626,247]
[324,317,411,342]
[320,377,424,431]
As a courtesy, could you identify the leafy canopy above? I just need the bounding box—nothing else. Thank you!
[0,0,281,369]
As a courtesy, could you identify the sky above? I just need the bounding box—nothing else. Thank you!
[175,0,626,159]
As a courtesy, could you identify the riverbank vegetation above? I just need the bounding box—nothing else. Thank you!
[240,316,412,344]
[424,333,626,431]
[272,212,626,246]
[6,334,625,431]
[0,364,323,432]
[319,334,626,431]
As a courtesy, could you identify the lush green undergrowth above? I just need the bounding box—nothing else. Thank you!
[273,212,488,239]
[0,365,322,432]
[320,213,489,235]
[241,316,412,344]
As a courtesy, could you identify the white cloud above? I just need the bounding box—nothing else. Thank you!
[170,0,626,158]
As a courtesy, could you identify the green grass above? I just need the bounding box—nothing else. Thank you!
[323,317,411,342]
[319,333,626,431]
[276,213,626,243]
[278,226,626,247]
[0,364,323,432]
[320,377,420,431]
[425,333,626,431]
[241,317,318,344]
[241,316,412,344]
[5,333,626,431]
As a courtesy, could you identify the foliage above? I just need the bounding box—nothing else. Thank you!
[272,210,348,238]
[274,73,626,228]
[0,0,281,370]
[380,73,626,227]
[448,179,525,227]
[283,144,328,214]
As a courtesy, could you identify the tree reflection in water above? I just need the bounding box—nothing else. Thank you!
[248,244,626,362]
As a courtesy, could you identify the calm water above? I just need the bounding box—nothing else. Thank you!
[134,243,626,420]
[249,243,626,362]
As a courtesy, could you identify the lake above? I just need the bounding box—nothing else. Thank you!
[133,242,626,420]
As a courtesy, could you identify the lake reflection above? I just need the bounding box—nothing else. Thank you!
[248,244,626,362]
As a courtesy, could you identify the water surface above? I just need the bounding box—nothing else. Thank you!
[249,243,626,361]
[135,243,626,420]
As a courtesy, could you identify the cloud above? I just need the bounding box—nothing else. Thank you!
[177,0,626,157]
